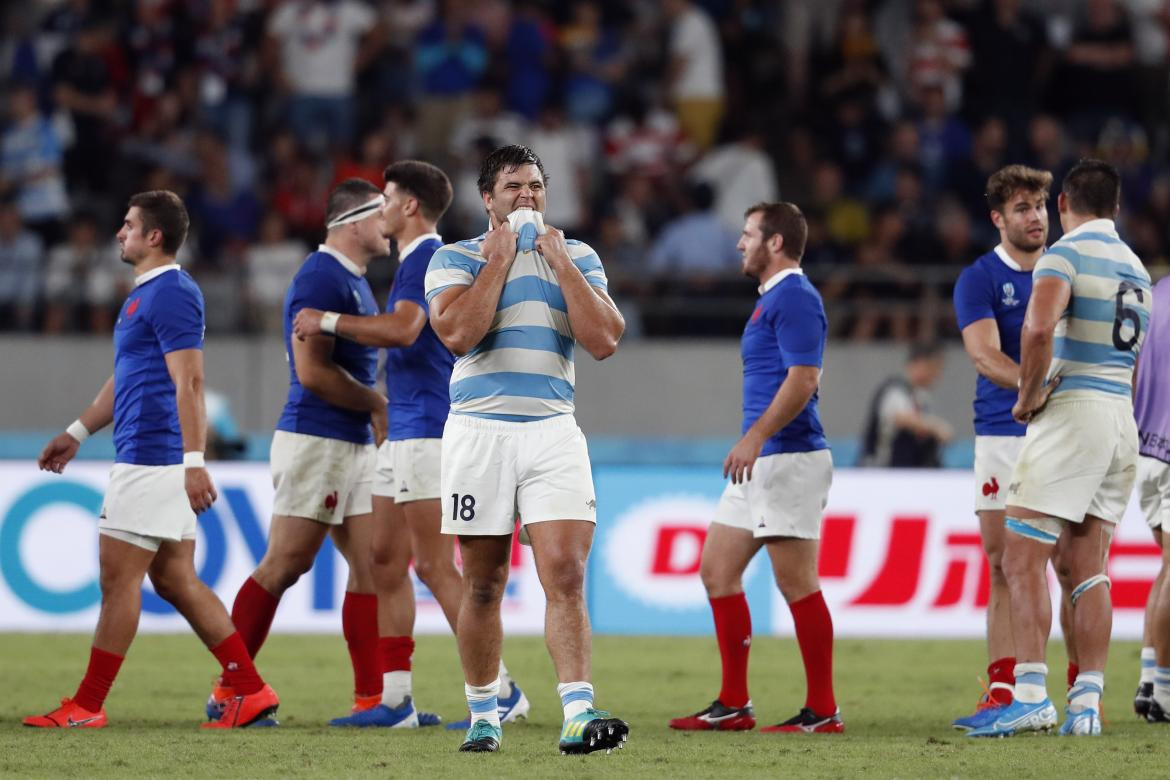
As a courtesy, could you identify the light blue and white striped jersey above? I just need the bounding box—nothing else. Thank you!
[423,234,608,421]
[1033,218,1152,399]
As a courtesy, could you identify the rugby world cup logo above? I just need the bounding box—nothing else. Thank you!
[1001,282,1019,307]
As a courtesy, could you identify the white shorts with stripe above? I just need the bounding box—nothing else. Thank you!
[974,436,1024,512]
[1137,455,1170,531]
[1005,394,1138,540]
[712,450,833,539]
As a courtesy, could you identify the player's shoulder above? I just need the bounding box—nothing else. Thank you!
[151,268,203,304]
[432,237,486,265]
[565,238,602,264]
[770,272,824,309]
[957,252,996,284]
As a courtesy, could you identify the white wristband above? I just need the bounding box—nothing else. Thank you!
[320,311,341,335]
[66,420,90,442]
[183,452,206,468]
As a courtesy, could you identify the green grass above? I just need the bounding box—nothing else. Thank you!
[2,634,1170,778]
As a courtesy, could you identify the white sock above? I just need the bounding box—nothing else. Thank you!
[1068,671,1104,713]
[1013,662,1048,704]
[382,670,411,708]
[558,681,594,720]
[498,659,513,696]
[466,679,501,729]
[1141,646,1157,684]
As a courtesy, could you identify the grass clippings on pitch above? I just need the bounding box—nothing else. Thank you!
[2,633,1170,778]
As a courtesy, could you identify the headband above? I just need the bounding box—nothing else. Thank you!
[326,195,385,229]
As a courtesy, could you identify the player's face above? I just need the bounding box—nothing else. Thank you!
[355,208,391,256]
[995,189,1048,252]
[484,164,546,224]
[381,181,407,240]
[737,212,770,279]
[116,207,151,266]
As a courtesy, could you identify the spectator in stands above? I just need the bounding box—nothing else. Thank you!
[860,341,953,467]
[414,1,487,161]
[962,0,1048,134]
[647,181,739,285]
[560,0,628,125]
[193,0,259,151]
[527,102,595,235]
[905,0,970,110]
[915,80,971,193]
[664,0,724,152]
[0,81,70,246]
[266,0,383,154]
[0,196,43,331]
[1054,0,1136,140]
[43,211,125,333]
[50,16,119,195]
[691,127,779,235]
[245,210,305,334]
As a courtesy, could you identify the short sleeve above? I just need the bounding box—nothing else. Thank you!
[878,384,914,422]
[773,286,826,368]
[568,240,609,293]
[953,264,995,330]
[1034,245,1078,285]
[150,281,204,354]
[288,270,348,316]
[389,252,428,312]
[425,247,481,303]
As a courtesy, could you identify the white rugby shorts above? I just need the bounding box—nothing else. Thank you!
[440,414,596,537]
[271,430,374,524]
[372,437,442,502]
[712,450,833,539]
[1006,394,1138,532]
[974,436,1024,512]
[1137,455,1170,531]
[99,463,196,551]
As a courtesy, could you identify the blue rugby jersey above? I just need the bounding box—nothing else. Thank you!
[741,268,828,455]
[277,245,378,443]
[385,233,453,440]
[953,245,1033,436]
[112,265,204,465]
[423,233,608,421]
[1033,219,1152,398]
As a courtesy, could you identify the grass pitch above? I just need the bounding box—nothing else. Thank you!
[2,633,1169,778]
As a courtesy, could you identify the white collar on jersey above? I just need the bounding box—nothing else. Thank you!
[758,267,804,295]
[317,243,365,277]
[134,263,181,287]
[397,232,442,260]
[1064,218,1117,238]
[993,244,1023,271]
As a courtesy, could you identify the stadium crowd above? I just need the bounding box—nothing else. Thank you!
[2,0,1170,338]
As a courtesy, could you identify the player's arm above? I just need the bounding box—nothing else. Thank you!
[535,228,624,360]
[294,301,427,348]
[291,332,388,441]
[1014,275,1070,423]
[164,348,218,513]
[38,375,115,474]
[430,220,517,355]
[960,319,1019,389]
[724,365,820,484]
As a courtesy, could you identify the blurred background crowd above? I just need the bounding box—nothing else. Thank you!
[3,0,1170,340]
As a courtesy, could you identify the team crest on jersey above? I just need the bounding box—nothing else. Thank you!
[352,289,365,313]
[1001,283,1019,307]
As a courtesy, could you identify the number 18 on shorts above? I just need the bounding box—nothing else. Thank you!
[439,414,598,537]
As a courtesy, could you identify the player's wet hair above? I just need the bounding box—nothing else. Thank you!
[477,144,548,196]
[384,160,454,221]
[127,190,189,255]
[745,201,808,262]
[325,178,383,227]
[985,165,1052,213]
[1062,158,1122,218]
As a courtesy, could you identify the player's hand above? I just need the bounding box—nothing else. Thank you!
[38,432,81,474]
[481,212,517,267]
[371,403,388,446]
[724,431,765,485]
[1013,376,1061,424]
[185,467,218,513]
[293,308,325,340]
[534,225,572,268]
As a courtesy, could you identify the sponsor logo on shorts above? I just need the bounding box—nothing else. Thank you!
[981,476,999,499]
[586,498,596,510]
[1008,482,1020,495]
[324,491,338,510]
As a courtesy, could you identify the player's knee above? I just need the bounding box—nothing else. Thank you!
[774,567,819,603]
[699,558,736,596]
[412,556,452,588]
[986,547,1008,585]
[540,556,586,600]
[464,575,506,607]
[259,550,315,591]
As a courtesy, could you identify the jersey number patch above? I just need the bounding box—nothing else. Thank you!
[1112,281,1144,351]
[451,493,477,521]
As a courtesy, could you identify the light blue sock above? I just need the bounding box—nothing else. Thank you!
[1141,647,1156,683]
[557,681,594,720]
[466,679,501,729]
